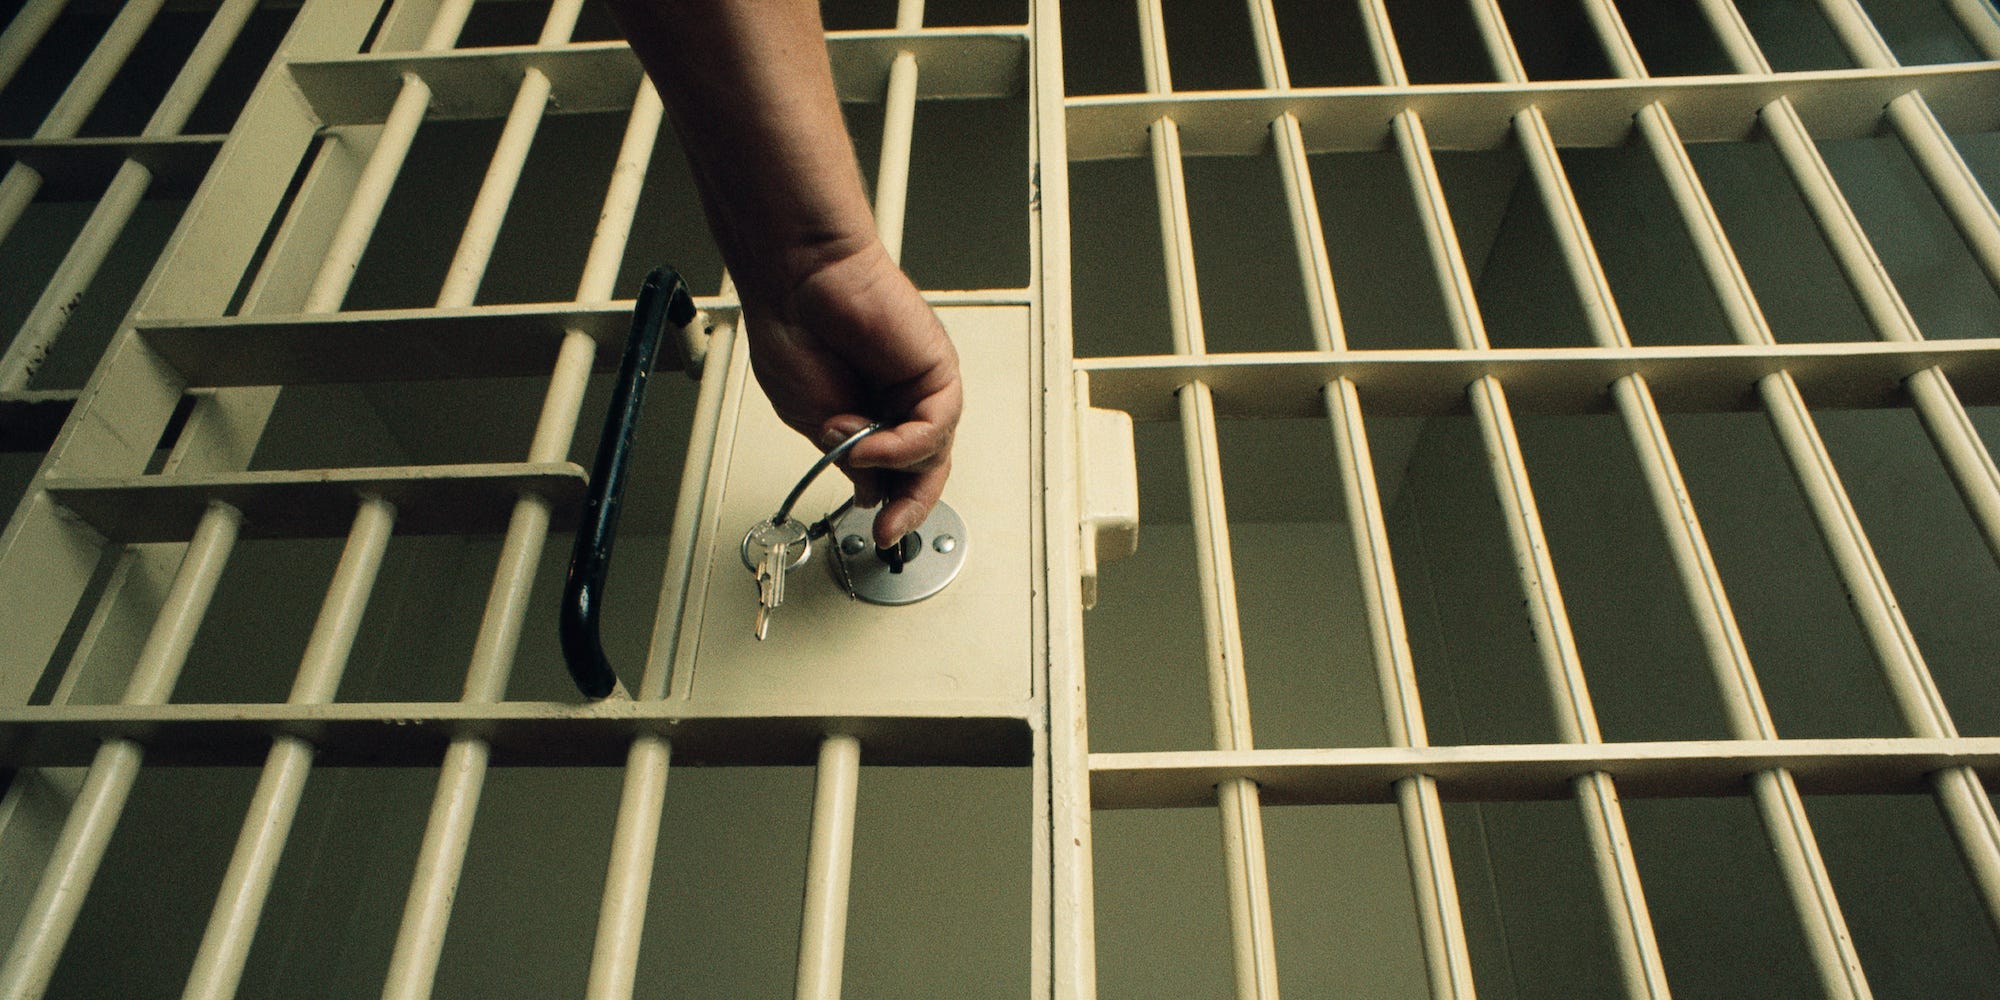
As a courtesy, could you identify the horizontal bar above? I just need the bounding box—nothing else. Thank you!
[1091,738,2000,808]
[289,29,1028,127]
[1077,339,2000,420]
[0,135,223,199]
[0,700,1035,768]
[1067,62,2000,159]
[140,301,676,386]
[137,291,1026,387]
[44,461,586,541]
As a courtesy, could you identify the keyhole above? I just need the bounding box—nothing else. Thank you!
[875,531,922,574]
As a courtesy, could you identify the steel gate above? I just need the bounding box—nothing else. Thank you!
[2,1,2000,997]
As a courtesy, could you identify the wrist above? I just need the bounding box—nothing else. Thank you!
[739,229,889,320]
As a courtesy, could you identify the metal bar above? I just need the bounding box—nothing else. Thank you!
[871,0,924,263]
[1566,5,1899,992]
[0,0,164,249]
[181,496,395,1000]
[1806,8,2000,568]
[0,501,241,1000]
[0,702,1034,769]
[434,0,585,307]
[1480,2,1877,993]
[1372,9,1671,994]
[1245,3,1473,995]
[1031,0,1096,994]
[582,735,671,1000]
[583,307,727,994]
[1070,338,2000,420]
[380,4,662,989]
[796,734,862,1000]
[42,461,584,542]
[1087,735,2000,805]
[0,0,315,391]
[285,30,1028,128]
[0,0,67,97]
[1134,3,1277,995]
[579,79,706,999]
[1945,0,2000,58]
[1700,0,2000,935]
[793,5,924,994]
[1060,64,2000,160]
[586,249,726,1000]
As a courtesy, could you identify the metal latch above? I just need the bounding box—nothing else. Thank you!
[826,498,968,605]
[739,423,970,639]
[1075,373,1138,609]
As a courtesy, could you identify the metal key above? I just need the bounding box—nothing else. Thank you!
[742,517,810,639]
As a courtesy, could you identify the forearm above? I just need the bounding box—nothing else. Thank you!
[605,0,878,309]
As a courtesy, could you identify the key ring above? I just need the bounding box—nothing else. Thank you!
[770,423,880,527]
[740,423,878,575]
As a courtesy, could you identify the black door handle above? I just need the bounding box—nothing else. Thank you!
[561,266,696,698]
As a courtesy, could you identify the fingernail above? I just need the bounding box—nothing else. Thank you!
[820,426,849,450]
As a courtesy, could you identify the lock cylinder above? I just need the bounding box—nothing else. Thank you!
[828,499,968,605]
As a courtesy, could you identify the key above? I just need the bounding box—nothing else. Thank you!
[742,517,810,639]
[755,540,786,639]
[875,531,920,575]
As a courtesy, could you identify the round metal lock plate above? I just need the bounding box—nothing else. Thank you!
[829,500,968,605]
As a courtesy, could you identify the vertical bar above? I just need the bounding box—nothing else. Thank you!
[1366,8,1673,995]
[796,735,863,1000]
[382,2,651,989]
[0,501,242,1000]
[572,81,697,1000]
[1134,4,1278,996]
[582,78,748,1000]
[793,6,923,995]
[181,496,397,1000]
[1801,0,2000,567]
[435,0,587,307]
[0,0,166,247]
[1586,0,2000,972]
[1242,3,1475,995]
[1945,0,2000,58]
[583,306,731,997]
[1701,0,2000,932]
[871,0,924,263]
[0,0,68,97]
[582,735,672,1000]
[300,1,476,315]
[180,2,490,994]
[1559,5,1878,993]
[1033,0,1098,995]
[0,0,263,391]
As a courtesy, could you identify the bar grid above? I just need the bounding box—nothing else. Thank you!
[0,0,1998,997]
[1071,0,2000,997]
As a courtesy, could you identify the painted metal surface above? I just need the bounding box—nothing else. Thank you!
[0,0,1998,997]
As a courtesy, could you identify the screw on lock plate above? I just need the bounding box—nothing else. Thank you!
[828,499,968,605]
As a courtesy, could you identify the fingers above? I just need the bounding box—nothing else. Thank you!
[874,454,951,548]
[819,402,955,547]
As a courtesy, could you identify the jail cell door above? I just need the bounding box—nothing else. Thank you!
[0,0,1051,997]
[1058,0,2000,998]
[10,1,2000,998]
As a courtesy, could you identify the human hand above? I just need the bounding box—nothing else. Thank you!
[740,239,961,548]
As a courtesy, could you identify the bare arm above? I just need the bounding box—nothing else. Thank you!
[606,0,960,547]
